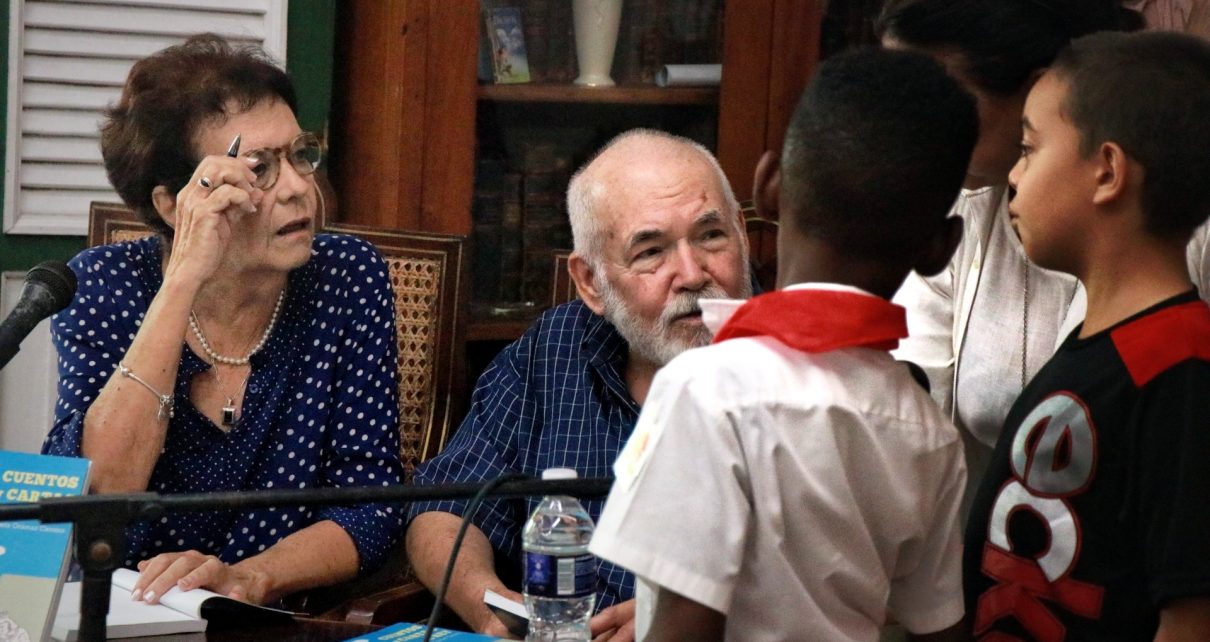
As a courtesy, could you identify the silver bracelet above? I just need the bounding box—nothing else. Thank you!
[117,362,174,420]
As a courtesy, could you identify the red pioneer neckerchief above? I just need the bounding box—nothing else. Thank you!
[711,288,908,353]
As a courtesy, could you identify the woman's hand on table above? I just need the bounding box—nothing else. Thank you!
[132,549,270,605]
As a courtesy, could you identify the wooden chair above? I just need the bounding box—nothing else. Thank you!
[87,202,155,247]
[306,219,471,622]
[550,249,575,307]
[320,220,472,477]
[742,201,779,292]
[315,170,472,468]
[309,185,472,622]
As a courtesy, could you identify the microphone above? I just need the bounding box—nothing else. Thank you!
[0,260,77,370]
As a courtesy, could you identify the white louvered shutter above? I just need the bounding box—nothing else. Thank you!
[4,0,287,235]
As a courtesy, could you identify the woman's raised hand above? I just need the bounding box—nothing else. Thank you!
[162,149,261,287]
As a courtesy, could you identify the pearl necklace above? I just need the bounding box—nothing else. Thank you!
[189,288,285,366]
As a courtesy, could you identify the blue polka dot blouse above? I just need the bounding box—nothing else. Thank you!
[43,234,405,575]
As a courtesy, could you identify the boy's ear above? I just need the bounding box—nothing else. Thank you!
[1091,141,1130,207]
[567,253,607,316]
[753,150,781,221]
[914,216,964,277]
[151,186,178,229]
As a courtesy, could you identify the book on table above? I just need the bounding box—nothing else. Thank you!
[52,568,294,641]
[0,450,90,642]
[341,621,505,641]
[482,588,528,638]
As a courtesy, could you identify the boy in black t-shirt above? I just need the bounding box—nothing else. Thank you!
[964,32,1210,640]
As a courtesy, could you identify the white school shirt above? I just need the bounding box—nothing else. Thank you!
[590,284,967,642]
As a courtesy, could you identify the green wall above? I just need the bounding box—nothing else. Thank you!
[0,0,336,273]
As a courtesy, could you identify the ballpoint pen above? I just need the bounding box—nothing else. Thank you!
[197,135,240,190]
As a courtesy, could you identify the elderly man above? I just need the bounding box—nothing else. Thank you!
[405,129,753,639]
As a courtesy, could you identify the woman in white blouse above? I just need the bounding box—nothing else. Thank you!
[876,0,1146,509]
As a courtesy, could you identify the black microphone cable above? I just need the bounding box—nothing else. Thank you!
[423,472,530,642]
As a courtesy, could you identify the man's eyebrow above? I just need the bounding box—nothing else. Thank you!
[626,229,665,252]
[694,210,723,227]
[624,210,727,253]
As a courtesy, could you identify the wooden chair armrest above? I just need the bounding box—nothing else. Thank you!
[331,580,436,625]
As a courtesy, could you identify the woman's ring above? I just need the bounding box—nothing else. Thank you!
[198,177,213,189]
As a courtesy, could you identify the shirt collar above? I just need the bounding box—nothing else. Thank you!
[701,282,878,334]
[709,283,907,353]
[578,302,640,413]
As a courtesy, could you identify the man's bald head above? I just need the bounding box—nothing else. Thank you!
[567,129,741,268]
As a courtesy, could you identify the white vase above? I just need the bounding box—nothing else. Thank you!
[573,0,623,87]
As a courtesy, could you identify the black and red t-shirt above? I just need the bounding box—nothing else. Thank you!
[964,291,1210,641]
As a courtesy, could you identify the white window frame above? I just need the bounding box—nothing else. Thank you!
[4,0,288,236]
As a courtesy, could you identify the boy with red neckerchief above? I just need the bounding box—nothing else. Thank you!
[963,32,1210,641]
[590,48,978,642]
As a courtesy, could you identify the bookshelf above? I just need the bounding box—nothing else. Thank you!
[326,0,823,340]
[477,84,717,105]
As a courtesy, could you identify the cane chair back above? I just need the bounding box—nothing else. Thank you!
[322,221,471,478]
[550,249,576,307]
[742,201,779,292]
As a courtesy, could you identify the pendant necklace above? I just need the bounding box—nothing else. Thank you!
[189,288,285,428]
[218,366,252,429]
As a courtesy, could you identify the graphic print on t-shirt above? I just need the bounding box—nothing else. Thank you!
[975,391,1105,640]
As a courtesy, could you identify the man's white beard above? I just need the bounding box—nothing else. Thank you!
[599,277,752,366]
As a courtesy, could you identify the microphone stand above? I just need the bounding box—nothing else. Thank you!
[0,478,613,642]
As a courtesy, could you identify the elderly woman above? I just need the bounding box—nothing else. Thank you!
[43,34,404,605]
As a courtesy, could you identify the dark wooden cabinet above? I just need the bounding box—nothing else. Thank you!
[326,0,823,236]
[327,1,479,234]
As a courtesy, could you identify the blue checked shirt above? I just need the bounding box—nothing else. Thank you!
[408,299,640,610]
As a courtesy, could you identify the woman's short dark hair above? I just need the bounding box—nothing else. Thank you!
[875,0,1141,96]
[101,33,299,237]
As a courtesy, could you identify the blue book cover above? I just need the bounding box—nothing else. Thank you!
[0,451,90,642]
[485,6,532,84]
[342,622,504,641]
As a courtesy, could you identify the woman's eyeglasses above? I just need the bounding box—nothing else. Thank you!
[245,132,322,190]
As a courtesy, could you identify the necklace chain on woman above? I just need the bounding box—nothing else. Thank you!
[189,288,286,366]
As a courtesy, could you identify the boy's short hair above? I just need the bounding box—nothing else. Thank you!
[1052,31,1210,240]
[781,48,977,262]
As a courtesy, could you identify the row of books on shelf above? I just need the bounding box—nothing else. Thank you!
[472,154,573,306]
[481,0,723,85]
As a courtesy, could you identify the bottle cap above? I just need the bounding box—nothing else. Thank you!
[541,467,578,480]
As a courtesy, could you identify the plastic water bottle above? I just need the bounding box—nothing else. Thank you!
[522,468,597,642]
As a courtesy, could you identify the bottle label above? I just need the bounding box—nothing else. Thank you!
[523,552,597,598]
